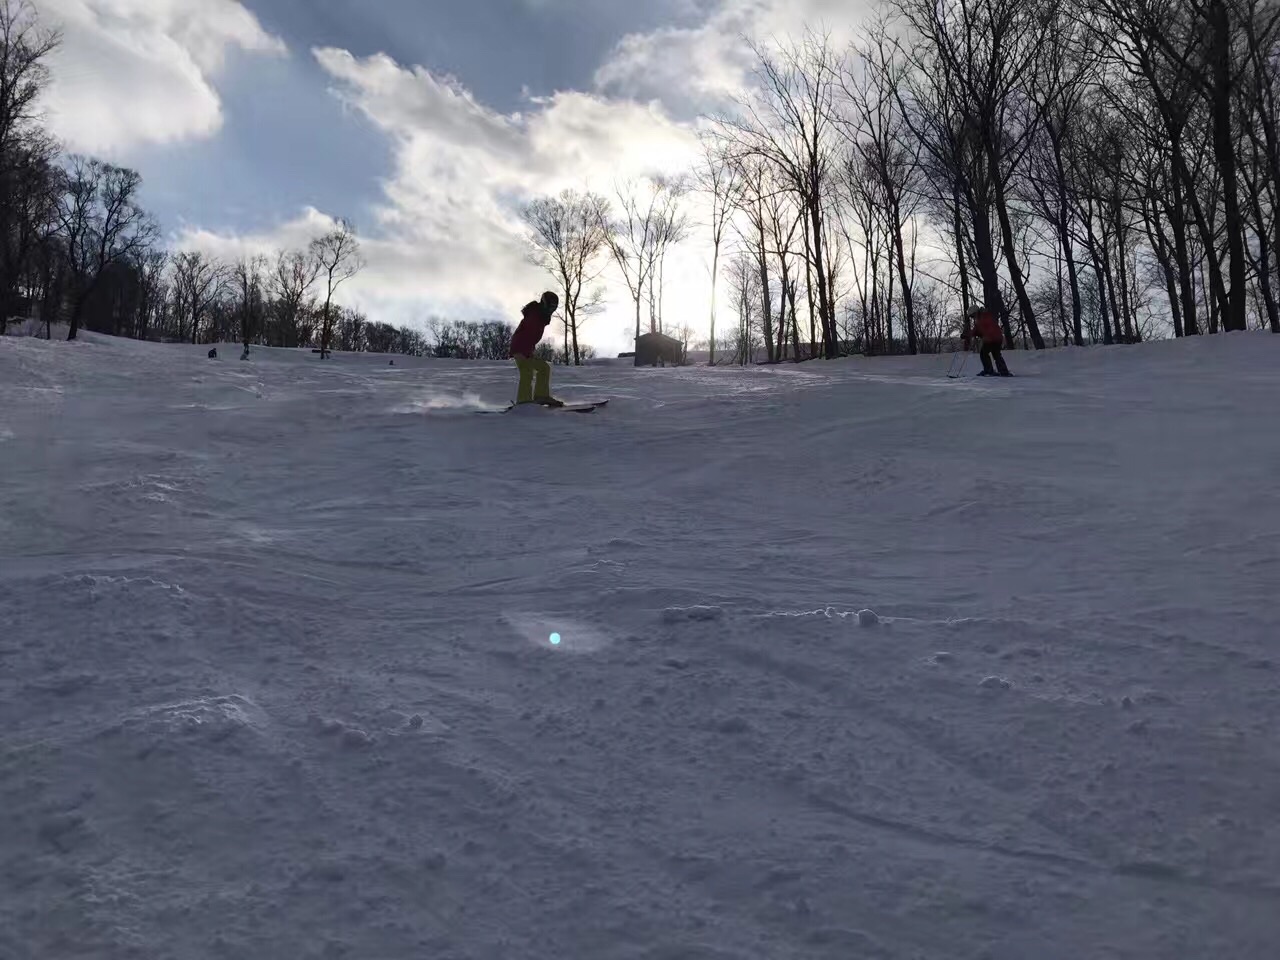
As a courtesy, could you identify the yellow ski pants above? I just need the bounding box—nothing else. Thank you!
[513,356,551,403]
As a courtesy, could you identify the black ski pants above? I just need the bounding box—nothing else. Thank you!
[980,341,1011,376]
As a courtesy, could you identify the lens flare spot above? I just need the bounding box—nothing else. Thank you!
[550,632,562,646]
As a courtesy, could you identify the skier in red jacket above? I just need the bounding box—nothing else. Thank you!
[962,304,1012,377]
[509,291,562,406]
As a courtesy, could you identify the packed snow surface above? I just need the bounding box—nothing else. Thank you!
[2,333,1279,959]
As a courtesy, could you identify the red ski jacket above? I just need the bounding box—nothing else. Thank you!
[510,301,551,358]
[969,311,1003,345]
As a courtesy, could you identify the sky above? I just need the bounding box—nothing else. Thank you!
[37,0,863,356]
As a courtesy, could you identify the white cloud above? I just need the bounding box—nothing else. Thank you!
[299,46,704,347]
[40,0,286,156]
[170,0,878,355]
[594,0,874,115]
[175,207,339,263]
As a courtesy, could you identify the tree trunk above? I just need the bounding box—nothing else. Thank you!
[633,293,642,366]
[868,221,882,354]
[1111,194,1134,342]
[884,226,896,354]
[1242,141,1280,334]
[890,192,917,354]
[1144,207,1184,338]
[658,253,666,335]
[1207,0,1248,332]
[968,192,1004,327]
[788,278,801,362]
[802,213,817,358]
[807,191,835,358]
[1176,155,1231,333]
[1206,274,1220,333]
[775,273,789,360]
[1098,227,1123,344]
[66,279,94,342]
[1168,170,1199,335]
[756,232,775,363]
[1057,218,1084,346]
[321,295,334,357]
[1081,202,1113,345]
[571,306,582,365]
[950,184,972,317]
[709,243,720,366]
[1248,201,1280,333]
[990,161,1045,349]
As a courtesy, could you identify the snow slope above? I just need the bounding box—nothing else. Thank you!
[2,333,1279,960]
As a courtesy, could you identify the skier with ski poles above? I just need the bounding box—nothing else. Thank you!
[961,304,1012,377]
[510,291,564,406]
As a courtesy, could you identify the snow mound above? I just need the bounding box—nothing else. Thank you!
[661,605,724,623]
[3,317,68,339]
[4,332,1280,958]
[123,694,269,744]
[756,606,884,625]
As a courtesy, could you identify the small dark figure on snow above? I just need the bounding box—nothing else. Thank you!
[208,347,218,360]
[962,305,1011,377]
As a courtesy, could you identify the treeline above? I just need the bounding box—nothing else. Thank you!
[11,0,1277,368]
[426,319,567,362]
[521,0,1280,365]
[698,0,1280,359]
[0,2,377,356]
[0,1,569,363]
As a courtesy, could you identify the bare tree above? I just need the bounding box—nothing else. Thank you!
[270,249,320,348]
[310,219,365,359]
[132,249,167,341]
[841,26,926,353]
[765,182,805,361]
[522,189,610,365]
[171,251,229,344]
[600,177,668,360]
[0,1,57,150]
[2,134,59,324]
[717,31,844,357]
[59,157,157,340]
[696,135,743,365]
[1082,0,1253,333]
[732,154,783,361]
[1239,0,1280,331]
[0,0,60,332]
[234,254,268,358]
[647,176,691,335]
[726,249,764,365]
[893,0,1054,349]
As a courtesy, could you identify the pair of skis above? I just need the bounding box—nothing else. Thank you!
[946,354,1016,379]
[490,399,610,415]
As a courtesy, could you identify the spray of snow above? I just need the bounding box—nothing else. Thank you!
[391,389,494,415]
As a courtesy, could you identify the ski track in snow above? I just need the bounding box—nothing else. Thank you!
[2,333,1279,959]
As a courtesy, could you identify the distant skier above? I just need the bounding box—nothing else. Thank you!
[510,291,563,406]
[962,304,1011,377]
